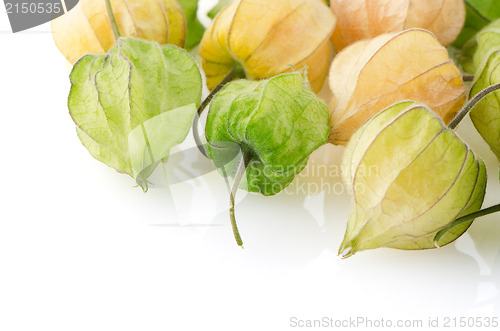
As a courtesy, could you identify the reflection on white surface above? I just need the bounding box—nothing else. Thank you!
[2,2,500,330]
[149,133,500,324]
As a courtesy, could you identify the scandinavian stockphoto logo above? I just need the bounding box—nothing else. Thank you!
[4,0,79,33]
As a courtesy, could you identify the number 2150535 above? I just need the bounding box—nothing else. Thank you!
[5,2,62,14]
[443,316,499,328]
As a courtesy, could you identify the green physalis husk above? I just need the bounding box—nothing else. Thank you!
[461,18,500,74]
[470,50,500,176]
[453,0,500,48]
[178,0,205,50]
[340,101,487,258]
[207,0,231,19]
[205,72,330,196]
[68,37,202,190]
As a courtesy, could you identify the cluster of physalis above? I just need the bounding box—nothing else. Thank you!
[52,0,500,257]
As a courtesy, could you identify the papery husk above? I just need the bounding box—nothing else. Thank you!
[52,0,186,64]
[329,29,466,145]
[339,101,486,257]
[330,0,465,51]
[199,0,336,93]
[205,72,330,196]
[471,19,500,74]
[470,50,500,175]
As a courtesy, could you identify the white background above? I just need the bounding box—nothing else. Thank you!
[1,1,500,330]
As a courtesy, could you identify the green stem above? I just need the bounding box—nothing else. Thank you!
[434,203,500,246]
[105,0,121,40]
[193,68,243,158]
[462,74,474,82]
[192,116,208,158]
[449,82,500,129]
[197,68,240,116]
[139,123,155,163]
[229,152,251,248]
[220,165,232,195]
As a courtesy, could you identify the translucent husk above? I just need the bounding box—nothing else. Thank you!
[199,0,336,93]
[51,0,186,64]
[329,29,466,145]
[340,101,486,257]
[470,50,500,175]
[330,0,465,51]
